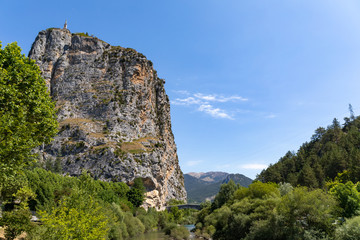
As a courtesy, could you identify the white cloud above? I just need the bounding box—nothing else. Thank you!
[194,93,248,102]
[239,164,268,170]
[171,91,248,119]
[173,90,190,95]
[198,104,233,119]
[265,114,276,119]
[171,97,202,106]
[186,160,203,166]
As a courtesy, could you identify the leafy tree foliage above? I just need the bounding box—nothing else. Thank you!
[126,178,145,207]
[37,196,109,240]
[0,187,36,240]
[24,168,130,210]
[126,188,144,208]
[0,41,57,239]
[21,168,197,239]
[335,215,360,240]
[195,181,339,240]
[327,179,360,218]
[212,179,239,210]
[0,42,58,180]
[133,178,146,193]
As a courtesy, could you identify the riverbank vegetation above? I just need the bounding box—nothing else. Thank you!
[1,166,196,240]
[195,178,360,240]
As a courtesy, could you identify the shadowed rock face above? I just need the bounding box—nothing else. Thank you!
[28,28,186,209]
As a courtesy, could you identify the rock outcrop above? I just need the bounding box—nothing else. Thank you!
[28,28,186,209]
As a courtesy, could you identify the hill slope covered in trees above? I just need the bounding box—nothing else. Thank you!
[257,110,360,187]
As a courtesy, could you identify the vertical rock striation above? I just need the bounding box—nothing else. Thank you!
[29,28,186,208]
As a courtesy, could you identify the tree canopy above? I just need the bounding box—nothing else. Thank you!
[0,42,58,199]
[0,42,58,186]
[257,114,360,187]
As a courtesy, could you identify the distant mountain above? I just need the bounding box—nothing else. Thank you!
[184,172,253,203]
[187,171,229,182]
[222,173,253,185]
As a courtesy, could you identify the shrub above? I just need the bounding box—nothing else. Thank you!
[123,212,145,237]
[335,215,360,240]
[170,225,190,240]
[163,222,178,235]
[36,196,109,240]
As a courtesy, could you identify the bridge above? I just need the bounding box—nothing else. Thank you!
[166,204,202,211]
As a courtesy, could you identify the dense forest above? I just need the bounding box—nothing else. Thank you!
[257,107,360,187]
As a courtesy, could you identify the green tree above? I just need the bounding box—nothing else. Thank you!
[298,163,318,188]
[126,188,144,208]
[37,196,109,240]
[212,180,238,209]
[169,206,183,224]
[268,187,337,240]
[335,215,360,240]
[133,178,146,193]
[0,187,36,240]
[0,42,58,193]
[327,180,360,218]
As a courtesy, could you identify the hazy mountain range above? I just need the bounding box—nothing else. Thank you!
[184,172,253,203]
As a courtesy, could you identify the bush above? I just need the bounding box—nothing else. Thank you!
[126,188,144,207]
[123,212,145,237]
[335,215,360,240]
[35,195,109,240]
[170,225,190,240]
[163,222,178,235]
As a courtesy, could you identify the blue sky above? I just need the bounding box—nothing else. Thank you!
[2,1,360,179]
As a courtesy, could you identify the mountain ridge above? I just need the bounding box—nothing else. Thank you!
[184,171,252,203]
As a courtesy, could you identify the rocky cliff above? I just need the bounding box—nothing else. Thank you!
[28,28,186,209]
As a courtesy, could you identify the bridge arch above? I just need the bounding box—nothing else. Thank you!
[166,204,201,212]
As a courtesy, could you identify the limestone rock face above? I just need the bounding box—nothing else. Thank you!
[28,28,186,209]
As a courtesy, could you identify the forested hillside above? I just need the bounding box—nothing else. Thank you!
[257,109,360,187]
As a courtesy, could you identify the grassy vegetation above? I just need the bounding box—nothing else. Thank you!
[72,32,92,37]
[118,137,159,155]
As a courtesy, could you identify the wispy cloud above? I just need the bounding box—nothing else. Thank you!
[171,97,202,106]
[173,90,190,95]
[171,91,248,120]
[198,104,233,119]
[194,93,248,102]
[265,114,276,119]
[186,160,203,167]
[239,164,268,170]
